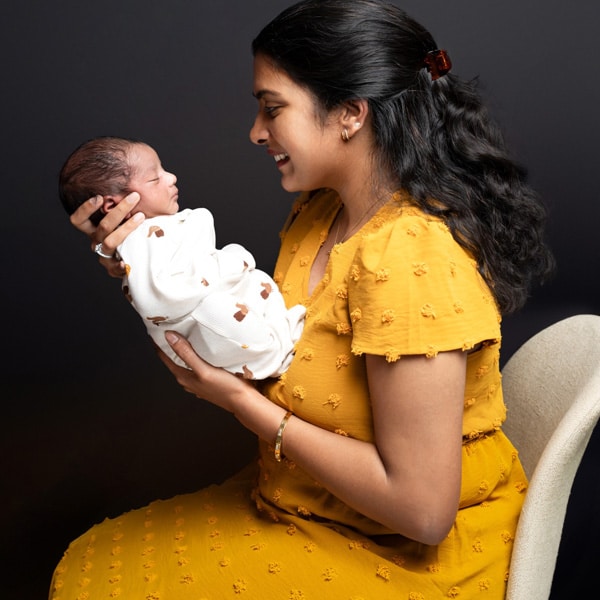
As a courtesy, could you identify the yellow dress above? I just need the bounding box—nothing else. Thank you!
[50,189,527,600]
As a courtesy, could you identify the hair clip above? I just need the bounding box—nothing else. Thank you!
[423,49,452,81]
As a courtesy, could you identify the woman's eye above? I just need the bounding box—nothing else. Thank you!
[264,105,280,117]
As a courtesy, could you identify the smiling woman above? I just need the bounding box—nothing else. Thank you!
[250,56,359,196]
[50,1,554,599]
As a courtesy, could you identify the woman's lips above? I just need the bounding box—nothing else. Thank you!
[273,152,289,167]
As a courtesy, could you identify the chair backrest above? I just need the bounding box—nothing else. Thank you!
[502,313,600,600]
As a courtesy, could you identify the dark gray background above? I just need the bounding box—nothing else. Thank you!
[1,1,598,598]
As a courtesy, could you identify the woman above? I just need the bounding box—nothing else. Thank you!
[52,1,554,598]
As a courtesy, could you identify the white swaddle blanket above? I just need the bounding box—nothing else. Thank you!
[118,208,305,379]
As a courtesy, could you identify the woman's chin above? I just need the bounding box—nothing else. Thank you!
[280,177,302,193]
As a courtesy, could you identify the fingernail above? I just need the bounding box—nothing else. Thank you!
[165,331,179,344]
[127,192,140,204]
[91,195,102,206]
[132,212,145,222]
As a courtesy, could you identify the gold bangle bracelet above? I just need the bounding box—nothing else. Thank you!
[274,411,293,462]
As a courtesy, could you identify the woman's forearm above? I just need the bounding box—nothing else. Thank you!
[232,384,458,544]
[162,331,463,544]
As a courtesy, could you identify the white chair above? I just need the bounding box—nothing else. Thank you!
[501,313,600,599]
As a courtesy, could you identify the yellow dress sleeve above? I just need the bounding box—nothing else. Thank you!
[348,207,501,360]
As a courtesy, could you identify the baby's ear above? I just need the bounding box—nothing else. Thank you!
[100,194,123,215]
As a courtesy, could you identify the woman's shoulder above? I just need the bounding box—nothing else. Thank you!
[350,194,500,358]
[359,191,467,265]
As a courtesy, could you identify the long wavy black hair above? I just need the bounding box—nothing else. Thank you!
[252,0,554,314]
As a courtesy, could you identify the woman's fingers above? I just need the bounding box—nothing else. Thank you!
[92,211,145,259]
[70,192,144,278]
[70,195,103,236]
[92,192,143,248]
[163,331,206,373]
[157,334,213,398]
[160,331,249,411]
[100,255,128,278]
[92,210,145,278]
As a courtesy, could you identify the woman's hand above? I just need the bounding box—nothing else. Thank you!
[70,192,145,278]
[158,330,288,456]
[158,331,255,413]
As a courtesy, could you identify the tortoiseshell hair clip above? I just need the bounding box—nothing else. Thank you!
[423,49,452,81]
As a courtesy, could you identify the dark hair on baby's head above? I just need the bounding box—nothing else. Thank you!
[59,136,139,226]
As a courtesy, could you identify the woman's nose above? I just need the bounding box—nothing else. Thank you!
[249,117,268,146]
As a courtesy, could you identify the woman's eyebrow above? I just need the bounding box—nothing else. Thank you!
[253,89,282,100]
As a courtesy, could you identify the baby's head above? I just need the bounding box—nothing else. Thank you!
[59,136,179,225]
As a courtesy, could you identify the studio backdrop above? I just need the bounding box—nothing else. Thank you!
[1,1,598,598]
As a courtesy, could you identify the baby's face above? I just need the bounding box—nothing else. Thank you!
[125,143,179,219]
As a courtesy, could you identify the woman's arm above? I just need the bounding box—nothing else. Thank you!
[162,330,465,544]
[70,193,145,277]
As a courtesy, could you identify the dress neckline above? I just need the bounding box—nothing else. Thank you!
[306,191,405,299]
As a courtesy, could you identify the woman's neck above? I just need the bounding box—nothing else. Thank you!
[335,180,396,244]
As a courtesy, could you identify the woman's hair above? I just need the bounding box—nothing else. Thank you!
[59,136,140,225]
[252,0,555,314]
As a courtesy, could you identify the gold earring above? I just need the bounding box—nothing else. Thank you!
[341,128,350,142]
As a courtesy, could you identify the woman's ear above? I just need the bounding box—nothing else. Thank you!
[339,98,369,138]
